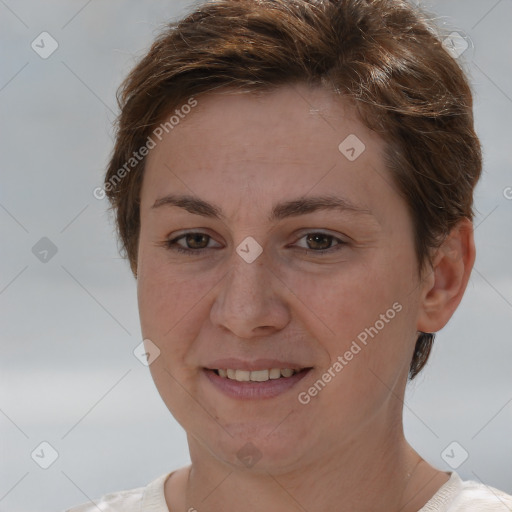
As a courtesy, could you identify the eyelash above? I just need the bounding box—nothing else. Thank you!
[163,232,347,256]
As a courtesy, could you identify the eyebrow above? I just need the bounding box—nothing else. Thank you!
[151,193,373,222]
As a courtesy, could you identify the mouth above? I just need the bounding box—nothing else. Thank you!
[211,367,307,381]
[202,366,313,400]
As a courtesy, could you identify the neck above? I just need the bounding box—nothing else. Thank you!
[177,416,431,512]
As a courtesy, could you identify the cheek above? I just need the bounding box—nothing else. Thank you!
[137,248,225,370]
[278,254,410,346]
[139,278,197,343]
[297,293,414,435]
[138,244,196,330]
[137,257,214,425]
[285,251,417,396]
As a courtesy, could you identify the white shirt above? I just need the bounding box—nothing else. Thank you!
[65,471,512,511]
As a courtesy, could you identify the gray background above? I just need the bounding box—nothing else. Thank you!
[1,1,511,511]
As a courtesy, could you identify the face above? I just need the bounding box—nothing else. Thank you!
[137,83,426,473]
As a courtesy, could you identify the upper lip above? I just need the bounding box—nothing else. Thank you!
[205,358,312,371]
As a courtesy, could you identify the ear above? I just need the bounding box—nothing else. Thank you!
[417,218,476,333]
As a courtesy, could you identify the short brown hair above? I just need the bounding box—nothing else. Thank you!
[105,0,482,379]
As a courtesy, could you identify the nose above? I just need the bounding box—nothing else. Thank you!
[210,250,290,339]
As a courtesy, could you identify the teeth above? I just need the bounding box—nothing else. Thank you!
[247,370,268,382]
[215,368,301,382]
[269,368,281,379]
[235,370,250,381]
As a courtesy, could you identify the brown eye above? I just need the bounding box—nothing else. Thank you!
[306,233,333,250]
[183,233,210,249]
[293,232,347,254]
[164,231,222,256]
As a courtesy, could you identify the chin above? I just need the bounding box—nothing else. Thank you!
[205,420,312,474]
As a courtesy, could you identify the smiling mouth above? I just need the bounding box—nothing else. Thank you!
[208,368,311,382]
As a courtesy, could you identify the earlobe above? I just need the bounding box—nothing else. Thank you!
[417,218,476,333]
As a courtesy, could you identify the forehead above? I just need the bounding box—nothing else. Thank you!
[150,83,377,155]
[141,83,393,214]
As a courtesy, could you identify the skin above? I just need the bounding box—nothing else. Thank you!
[136,82,475,512]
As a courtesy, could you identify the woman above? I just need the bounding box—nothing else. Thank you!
[67,0,512,510]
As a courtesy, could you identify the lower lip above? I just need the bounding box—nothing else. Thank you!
[203,368,312,400]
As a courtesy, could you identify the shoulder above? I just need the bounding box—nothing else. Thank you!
[64,486,144,512]
[421,472,512,512]
[64,472,171,512]
[451,477,512,511]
